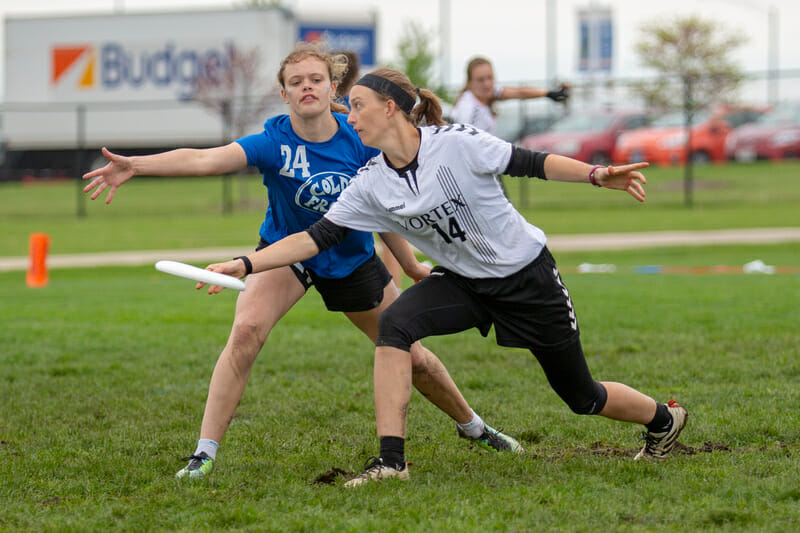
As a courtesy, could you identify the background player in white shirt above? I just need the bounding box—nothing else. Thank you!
[451,56,569,135]
[203,67,688,487]
[83,45,522,481]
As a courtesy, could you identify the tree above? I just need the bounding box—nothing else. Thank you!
[395,21,450,103]
[634,15,746,206]
[193,44,281,212]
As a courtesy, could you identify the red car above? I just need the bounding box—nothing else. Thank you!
[614,105,767,166]
[520,109,651,165]
[724,103,800,161]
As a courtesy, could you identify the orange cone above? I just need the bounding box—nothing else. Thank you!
[26,233,51,288]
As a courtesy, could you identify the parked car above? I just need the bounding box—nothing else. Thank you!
[520,109,651,165]
[614,105,767,166]
[724,103,800,161]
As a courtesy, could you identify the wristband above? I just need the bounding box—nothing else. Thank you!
[234,255,253,275]
[588,165,604,187]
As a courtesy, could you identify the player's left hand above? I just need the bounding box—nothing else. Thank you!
[594,162,648,202]
[404,260,432,283]
[196,260,246,294]
[546,84,569,103]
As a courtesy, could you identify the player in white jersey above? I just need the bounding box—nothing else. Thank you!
[83,45,522,481]
[451,56,569,135]
[203,67,688,487]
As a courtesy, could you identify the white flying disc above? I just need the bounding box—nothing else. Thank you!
[155,260,246,291]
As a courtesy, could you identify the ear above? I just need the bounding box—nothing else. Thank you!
[385,98,398,118]
[280,87,289,104]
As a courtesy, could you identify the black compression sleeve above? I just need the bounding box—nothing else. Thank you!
[504,146,549,180]
[306,217,351,252]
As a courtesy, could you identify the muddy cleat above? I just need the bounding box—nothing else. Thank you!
[635,399,688,461]
[343,457,409,488]
[175,452,214,479]
[457,424,524,453]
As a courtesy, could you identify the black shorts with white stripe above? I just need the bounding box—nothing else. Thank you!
[376,246,579,351]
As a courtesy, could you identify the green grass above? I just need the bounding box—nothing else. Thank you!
[1,259,798,531]
[1,160,799,531]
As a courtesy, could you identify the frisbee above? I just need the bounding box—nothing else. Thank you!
[155,260,246,291]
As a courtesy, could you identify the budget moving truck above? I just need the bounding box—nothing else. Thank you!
[2,7,299,180]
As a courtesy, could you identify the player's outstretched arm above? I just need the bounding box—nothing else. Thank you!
[542,154,648,202]
[82,143,248,204]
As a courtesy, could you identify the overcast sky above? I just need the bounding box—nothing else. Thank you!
[1,0,798,93]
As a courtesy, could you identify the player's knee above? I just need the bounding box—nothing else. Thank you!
[230,321,268,353]
[376,309,414,352]
[565,381,607,415]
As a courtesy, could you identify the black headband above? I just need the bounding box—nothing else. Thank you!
[354,73,416,114]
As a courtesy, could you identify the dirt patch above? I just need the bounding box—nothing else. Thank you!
[311,467,352,485]
[527,440,733,460]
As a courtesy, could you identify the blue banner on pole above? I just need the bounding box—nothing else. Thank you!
[578,8,613,72]
[299,25,376,66]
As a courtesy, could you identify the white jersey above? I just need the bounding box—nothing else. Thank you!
[450,86,503,134]
[325,124,547,279]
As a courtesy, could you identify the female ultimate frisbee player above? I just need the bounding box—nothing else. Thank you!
[451,56,568,136]
[83,44,522,480]
[203,67,688,487]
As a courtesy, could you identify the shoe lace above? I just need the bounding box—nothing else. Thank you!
[180,454,209,470]
[360,456,384,474]
[483,427,512,449]
[640,430,663,452]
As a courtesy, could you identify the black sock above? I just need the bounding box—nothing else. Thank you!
[379,436,405,470]
[646,403,673,433]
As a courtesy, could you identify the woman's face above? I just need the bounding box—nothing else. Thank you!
[467,63,495,104]
[347,85,389,148]
[280,57,335,118]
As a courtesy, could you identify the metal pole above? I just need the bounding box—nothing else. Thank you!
[75,105,87,218]
[439,0,451,90]
[546,0,556,87]
[767,5,778,105]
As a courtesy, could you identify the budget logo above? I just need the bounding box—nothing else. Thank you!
[51,45,95,88]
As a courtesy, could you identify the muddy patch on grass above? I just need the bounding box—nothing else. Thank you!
[527,440,734,460]
[311,467,352,485]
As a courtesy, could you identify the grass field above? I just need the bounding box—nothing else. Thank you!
[1,161,799,531]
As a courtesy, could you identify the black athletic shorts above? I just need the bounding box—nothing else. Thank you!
[377,247,580,351]
[256,238,392,313]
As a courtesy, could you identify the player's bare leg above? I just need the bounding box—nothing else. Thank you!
[176,267,305,479]
[200,267,305,441]
[344,282,472,424]
[597,382,657,424]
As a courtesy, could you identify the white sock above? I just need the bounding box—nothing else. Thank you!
[194,439,219,460]
[456,410,485,439]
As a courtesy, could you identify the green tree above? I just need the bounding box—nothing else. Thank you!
[395,21,450,103]
[634,15,746,207]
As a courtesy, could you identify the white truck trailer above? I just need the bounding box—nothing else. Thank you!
[1,7,376,180]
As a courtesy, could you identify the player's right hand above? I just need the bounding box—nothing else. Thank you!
[82,147,134,204]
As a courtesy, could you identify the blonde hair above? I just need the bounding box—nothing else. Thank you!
[335,50,360,98]
[363,67,446,127]
[277,41,349,114]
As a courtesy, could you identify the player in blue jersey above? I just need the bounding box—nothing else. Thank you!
[83,43,521,480]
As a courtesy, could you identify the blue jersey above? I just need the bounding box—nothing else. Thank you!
[236,113,379,279]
